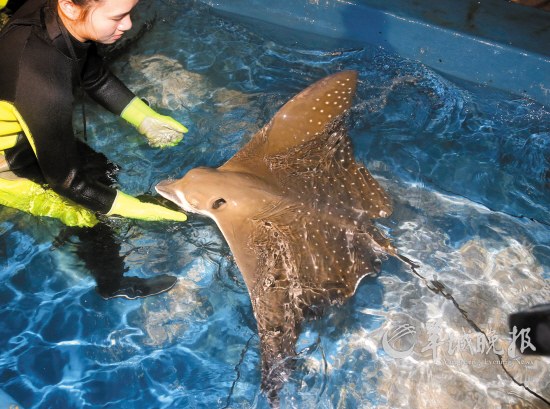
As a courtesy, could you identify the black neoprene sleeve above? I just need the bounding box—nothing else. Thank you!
[82,44,135,116]
[14,31,117,212]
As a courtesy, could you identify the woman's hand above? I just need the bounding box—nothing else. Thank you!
[121,97,188,148]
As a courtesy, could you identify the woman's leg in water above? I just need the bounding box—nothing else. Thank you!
[67,142,177,299]
[73,222,176,299]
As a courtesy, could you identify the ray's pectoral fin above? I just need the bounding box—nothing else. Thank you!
[223,71,360,171]
[245,199,391,402]
[264,71,358,154]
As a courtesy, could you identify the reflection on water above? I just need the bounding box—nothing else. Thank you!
[1,0,549,408]
[371,184,550,409]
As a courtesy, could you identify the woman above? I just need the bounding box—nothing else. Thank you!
[0,0,188,299]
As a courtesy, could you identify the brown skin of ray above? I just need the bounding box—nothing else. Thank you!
[156,71,395,404]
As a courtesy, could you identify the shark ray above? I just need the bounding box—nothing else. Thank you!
[156,71,398,403]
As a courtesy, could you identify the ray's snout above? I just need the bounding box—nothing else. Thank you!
[155,179,176,196]
[155,179,181,205]
[155,177,197,213]
[156,178,174,189]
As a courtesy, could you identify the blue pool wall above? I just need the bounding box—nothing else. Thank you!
[199,0,550,107]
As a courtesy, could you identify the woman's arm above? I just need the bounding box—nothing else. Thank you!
[14,34,118,212]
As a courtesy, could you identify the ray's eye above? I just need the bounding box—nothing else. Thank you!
[211,198,227,210]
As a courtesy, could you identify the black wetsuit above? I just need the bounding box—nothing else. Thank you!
[0,0,135,213]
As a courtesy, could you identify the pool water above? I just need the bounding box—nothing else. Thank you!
[1,0,549,408]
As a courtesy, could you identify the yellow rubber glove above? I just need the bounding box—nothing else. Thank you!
[107,191,187,222]
[0,176,99,227]
[121,97,188,148]
[0,100,24,150]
